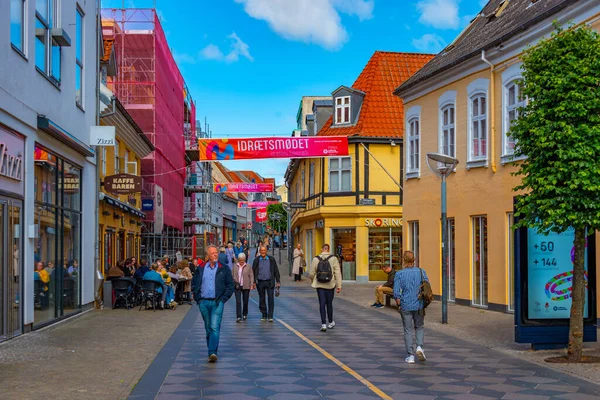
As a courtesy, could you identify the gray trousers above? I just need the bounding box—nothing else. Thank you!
[400,309,425,356]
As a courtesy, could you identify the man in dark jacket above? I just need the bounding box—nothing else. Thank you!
[371,265,395,308]
[252,246,281,321]
[191,245,235,362]
[133,258,150,279]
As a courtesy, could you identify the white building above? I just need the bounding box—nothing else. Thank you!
[0,0,98,338]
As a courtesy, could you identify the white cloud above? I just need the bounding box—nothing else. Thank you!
[416,0,460,30]
[412,33,446,53]
[173,51,197,65]
[234,0,374,50]
[200,33,254,63]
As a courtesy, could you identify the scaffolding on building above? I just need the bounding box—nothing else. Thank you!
[102,8,194,261]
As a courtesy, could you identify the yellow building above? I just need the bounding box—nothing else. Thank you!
[285,51,433,282]
[98,99,154,274]
[395,0,600,312]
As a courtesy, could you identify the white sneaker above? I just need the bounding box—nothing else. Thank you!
[327,321,336,329]
[405,355,415,364]
[416,346,426,362]
[320,324,327,332]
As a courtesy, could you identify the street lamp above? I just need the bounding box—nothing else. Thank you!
[426,152,459,325]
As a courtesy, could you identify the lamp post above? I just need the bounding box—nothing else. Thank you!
[426,152,459,325]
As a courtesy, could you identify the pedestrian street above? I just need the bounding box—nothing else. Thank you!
[129,284,600,400]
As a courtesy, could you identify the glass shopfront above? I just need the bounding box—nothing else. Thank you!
[34,145,82,327]
[332,228,356,280]
[368,228,402,281]
[0,199,22,341]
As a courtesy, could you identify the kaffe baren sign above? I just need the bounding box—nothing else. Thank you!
[198,136,349,161]
[104,173,142,195]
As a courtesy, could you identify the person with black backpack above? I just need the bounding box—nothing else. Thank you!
[309,244,342,332]
[393,250,431,364]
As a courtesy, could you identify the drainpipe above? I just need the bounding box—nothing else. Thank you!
[481,50,497,173]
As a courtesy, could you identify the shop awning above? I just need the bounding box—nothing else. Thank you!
[102,193,146,218]
[37,116,95,157]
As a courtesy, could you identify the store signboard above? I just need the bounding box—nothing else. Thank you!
[0,127,25,196]
[90,126,115,146]
[154,186,164,234]
[142,198,154,211]
[256,208,268,222]
[365,218,402,227]
[289,202,306,209]
[104,173,142,195]
[198,136,349,161]
[238,201,279,208]
[315,220,325,229]
[359,198,376,206]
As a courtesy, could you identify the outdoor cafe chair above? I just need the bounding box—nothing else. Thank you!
[112,278,134,310]
[139,280,162,312]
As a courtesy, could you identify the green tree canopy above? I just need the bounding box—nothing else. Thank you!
[511,23,600,361]
[266,203,288,233]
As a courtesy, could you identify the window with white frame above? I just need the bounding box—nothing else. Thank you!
[329,157,351,192]
[408,221,419,266]
[124,150,129,174]
[335,96,351,124]
[408,118,420,173]
[301,169,305,200]
[76,8,84,107]
[114,141,120,173]
[309,162,315,196]
[35,0,61,83]
[11,0,26,53]
[101,147,107,176]
[441,105,455,158]
[470,95,487,160]
[467,79,489,164]
[504,80,525,156]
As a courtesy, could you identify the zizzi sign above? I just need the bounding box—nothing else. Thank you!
[0,141,23,181]
[104,173,142,194]
[90,126,115,146]
[365,218,402,227]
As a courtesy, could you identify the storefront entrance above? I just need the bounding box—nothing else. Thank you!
[0,198,22,342]
[368,228,402,281]
[332,228,356,280]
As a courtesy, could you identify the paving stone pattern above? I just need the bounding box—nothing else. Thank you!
[133,285,600,400]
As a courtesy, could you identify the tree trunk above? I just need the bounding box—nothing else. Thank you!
[567,227,586,361]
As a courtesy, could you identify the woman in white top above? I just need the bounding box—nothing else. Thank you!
[292,243,305,282]
[232,253,255,322]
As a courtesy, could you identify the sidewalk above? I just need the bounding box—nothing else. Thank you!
[0,303,193,400]
[330,280,600,385]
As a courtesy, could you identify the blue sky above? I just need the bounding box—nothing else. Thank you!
[102,0,488,184]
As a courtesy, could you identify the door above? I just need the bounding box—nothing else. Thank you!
[0,198,23,342]
[472,216,488,307]
[447,218,456,301]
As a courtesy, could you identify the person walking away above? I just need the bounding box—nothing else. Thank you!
[134,258,150,280]
[232,253,254,322]
[252,246,280,321]
[393,251,429,364]
[292,244,305,282]
[242,239,249,260]
[192,245,235,362]
[226,243,236,270]
[309,244,342,332]
[372,265,396,308]
[218,247,229,268]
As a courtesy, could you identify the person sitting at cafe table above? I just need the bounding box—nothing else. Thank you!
[134,258,150,279]
[34,262,50,291]
[143,263,167,309]
[178,260,193,298]
[107,263,125,280]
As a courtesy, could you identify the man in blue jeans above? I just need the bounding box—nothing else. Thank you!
[393,250,429,364]
[192,245,235,362]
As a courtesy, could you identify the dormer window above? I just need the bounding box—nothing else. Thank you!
[335,96,351,124]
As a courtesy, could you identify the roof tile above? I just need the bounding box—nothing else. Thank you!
[317,51,434,138]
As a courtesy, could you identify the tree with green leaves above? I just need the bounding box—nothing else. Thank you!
[267,203,288,233]
[511,23,600,362]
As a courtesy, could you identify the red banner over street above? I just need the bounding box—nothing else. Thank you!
[238,201,279,209]
[198,136,349,161]
[214,183,273,193]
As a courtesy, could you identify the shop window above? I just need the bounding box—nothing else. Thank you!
[472,215,488,307]
[104,230,114,274]
[408,221,419,266]
[368,228,402,281]
[332,228,355,280]
[33,145,82,327]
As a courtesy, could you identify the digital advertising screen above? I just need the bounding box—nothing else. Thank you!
[527,227,589,320]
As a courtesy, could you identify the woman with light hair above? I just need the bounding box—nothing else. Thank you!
[226,242,235,270]
[232,252,254,322]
